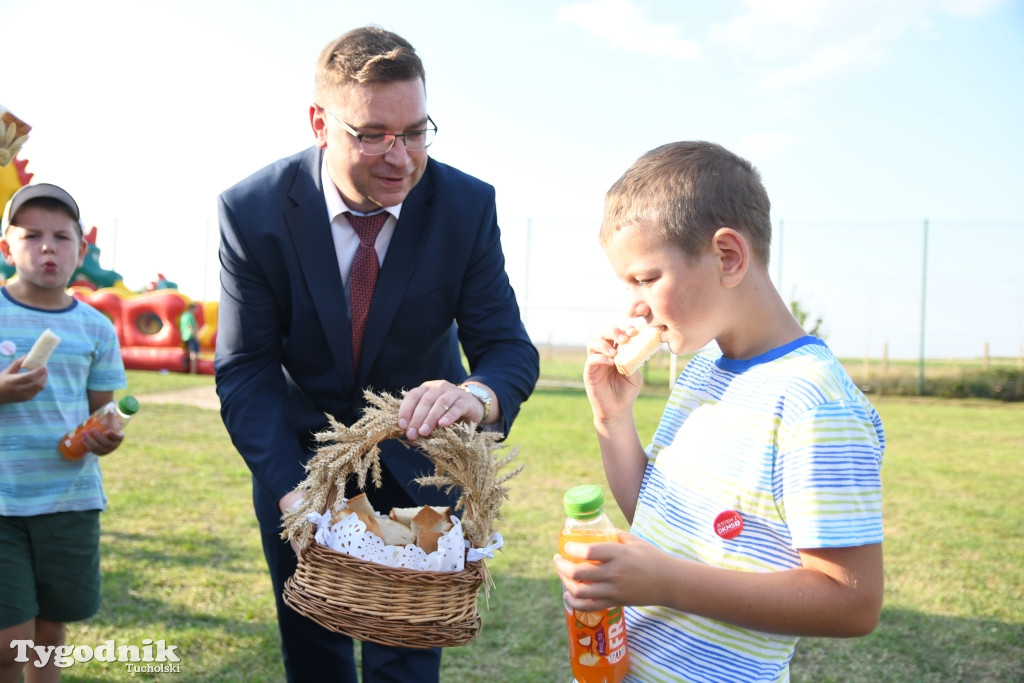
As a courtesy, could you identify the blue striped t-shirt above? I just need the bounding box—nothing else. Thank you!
[624,336,884,682]
[1,288,126,516]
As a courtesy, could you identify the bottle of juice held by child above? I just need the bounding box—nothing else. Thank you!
[560,484,630,683]
[59,395,140,461]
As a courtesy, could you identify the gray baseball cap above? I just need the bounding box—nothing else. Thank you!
[3,182,82,233]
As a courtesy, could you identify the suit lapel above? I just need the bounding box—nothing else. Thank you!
[285,148,356,381]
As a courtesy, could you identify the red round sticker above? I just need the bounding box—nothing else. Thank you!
[714,510,744,539]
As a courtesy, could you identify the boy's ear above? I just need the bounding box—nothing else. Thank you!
[76,238,89,266]
[711,227,748,288]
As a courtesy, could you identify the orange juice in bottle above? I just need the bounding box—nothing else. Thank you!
[559,484,630,683]
[58,395,140,461]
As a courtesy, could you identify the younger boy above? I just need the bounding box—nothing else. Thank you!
[553,142,885,681]
[0,183,127,682]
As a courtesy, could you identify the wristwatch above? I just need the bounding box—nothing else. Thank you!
[460,383,492,422]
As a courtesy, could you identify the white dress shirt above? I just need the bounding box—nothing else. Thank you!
[321,153,402,289]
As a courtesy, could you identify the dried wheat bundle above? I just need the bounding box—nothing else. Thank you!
[281,390,522,555]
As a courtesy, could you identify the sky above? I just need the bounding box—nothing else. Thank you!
[3,0,1023,359]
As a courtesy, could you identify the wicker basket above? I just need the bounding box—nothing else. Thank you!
[280,391,520,648]
[285,541,486,648]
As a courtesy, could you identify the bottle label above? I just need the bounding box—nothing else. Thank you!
[564,589,629,668]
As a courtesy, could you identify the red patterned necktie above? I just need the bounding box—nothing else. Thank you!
[346,211,389,366]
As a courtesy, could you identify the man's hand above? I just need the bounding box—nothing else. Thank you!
[279,490,305,556]
[398,379,495,441]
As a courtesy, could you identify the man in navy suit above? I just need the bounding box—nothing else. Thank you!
[215,26,539,682]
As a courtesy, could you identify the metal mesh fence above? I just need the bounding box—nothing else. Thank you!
[506,218,1024,388]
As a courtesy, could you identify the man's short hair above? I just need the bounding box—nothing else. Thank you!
[600,141,772,265]
[314,26,425,103]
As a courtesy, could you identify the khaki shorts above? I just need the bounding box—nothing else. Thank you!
[0,510,101,628]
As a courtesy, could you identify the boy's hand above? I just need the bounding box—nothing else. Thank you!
[554,531,666,611]
[0,358,48,403]
[584,324,645,421]
[556,532,886,637]
[79,425,125,456]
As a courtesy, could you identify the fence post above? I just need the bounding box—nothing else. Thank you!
[523,218,532,328]
[918,219,929,396]
[883,342,889,395]
[776,218,784,292]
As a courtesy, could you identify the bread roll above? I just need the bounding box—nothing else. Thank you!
[22,329,60,370]
[613,324,663,375]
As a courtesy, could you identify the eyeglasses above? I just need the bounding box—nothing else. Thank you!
[317,105,437,155]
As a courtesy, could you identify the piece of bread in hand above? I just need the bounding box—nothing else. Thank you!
[21,328,60,370]
[614,324,664,375]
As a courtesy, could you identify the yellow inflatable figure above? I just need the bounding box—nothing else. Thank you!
[0,105,32,212]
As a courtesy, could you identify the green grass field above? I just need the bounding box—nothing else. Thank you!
[54,372,1024,681]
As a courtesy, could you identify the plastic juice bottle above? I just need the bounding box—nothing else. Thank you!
[58,395,140,461]
[559,484,630,683]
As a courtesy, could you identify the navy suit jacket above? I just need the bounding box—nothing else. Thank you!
[215,147,538,514]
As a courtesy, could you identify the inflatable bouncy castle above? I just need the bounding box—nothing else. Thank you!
[1,106,217,374]
[72,286,217,375]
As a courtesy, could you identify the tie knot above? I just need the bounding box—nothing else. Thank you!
[346,211,389,243]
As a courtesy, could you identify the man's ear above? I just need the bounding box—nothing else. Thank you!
[712,227,748,288]
[310,105,329,149]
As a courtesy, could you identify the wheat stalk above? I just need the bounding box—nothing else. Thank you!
[281,390,521,555]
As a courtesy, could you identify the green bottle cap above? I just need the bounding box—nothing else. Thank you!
[564,484,605,519]
[118,395,140,416]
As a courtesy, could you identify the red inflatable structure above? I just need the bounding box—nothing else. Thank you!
[72,286,217,375]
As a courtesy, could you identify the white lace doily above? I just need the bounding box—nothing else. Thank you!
[306,509,503,572]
